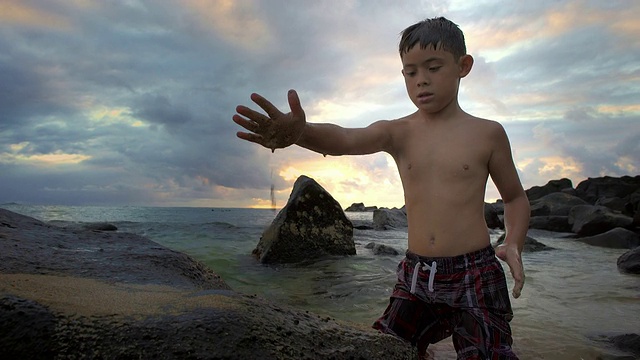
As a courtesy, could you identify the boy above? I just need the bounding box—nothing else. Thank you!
[233,17,529,360]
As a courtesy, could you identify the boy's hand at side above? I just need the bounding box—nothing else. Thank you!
[233,90,306,151]
[495,242,524,299]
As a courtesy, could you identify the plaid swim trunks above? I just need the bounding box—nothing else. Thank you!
[373,245,518,360]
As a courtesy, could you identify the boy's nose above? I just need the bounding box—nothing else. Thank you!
[417,71,430,86]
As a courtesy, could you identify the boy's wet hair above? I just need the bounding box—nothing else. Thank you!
[399,17,466,60]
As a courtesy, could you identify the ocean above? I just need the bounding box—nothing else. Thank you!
[1,204,638,359]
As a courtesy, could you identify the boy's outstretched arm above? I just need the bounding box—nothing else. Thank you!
[489,123,530,299]
[233,90,393,156]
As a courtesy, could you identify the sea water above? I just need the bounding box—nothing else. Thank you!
[2,204,639,359]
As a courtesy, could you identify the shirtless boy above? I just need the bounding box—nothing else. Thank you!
[233,17,530,360]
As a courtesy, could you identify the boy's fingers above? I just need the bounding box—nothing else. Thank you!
[235,106,270,126]
[232,114,260,133]
[236,131,264,145]
[251,93,282,120]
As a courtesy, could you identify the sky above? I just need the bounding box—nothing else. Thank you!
[0,0,639,209]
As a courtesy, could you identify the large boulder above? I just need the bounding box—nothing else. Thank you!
[254,175,355,264]
[529,192,588,216]
[618,246,640,274]
[373,207,408,230]
[569,205,634,236]
[576,228,640,249]
[0,208,414,359]
[525,178,574,201]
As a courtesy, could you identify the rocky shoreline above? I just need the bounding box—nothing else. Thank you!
[0,209,414,359]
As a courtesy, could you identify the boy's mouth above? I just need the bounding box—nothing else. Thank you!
[417,91,434,102]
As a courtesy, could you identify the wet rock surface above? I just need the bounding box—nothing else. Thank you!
[254,175,355,264]
[0,208,413,359]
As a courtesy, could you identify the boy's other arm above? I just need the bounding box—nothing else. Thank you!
[233,89,393,156]
[488,122,530,299]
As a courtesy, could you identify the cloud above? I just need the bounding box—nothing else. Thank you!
[0,0,638,208]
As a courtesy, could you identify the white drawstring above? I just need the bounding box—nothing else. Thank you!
[410,260,437,294]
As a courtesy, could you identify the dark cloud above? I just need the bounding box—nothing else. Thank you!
[0,1,638,206]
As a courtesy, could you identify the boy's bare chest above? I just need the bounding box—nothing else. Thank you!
[396,126,491,182]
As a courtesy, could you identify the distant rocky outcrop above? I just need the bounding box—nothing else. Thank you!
[254,176,355,264]
[526,178,575,201]
[0,208,414,359]
[373,207,408,230]
[345,202,378,212]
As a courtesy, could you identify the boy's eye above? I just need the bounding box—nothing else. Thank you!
[429,66,441,72]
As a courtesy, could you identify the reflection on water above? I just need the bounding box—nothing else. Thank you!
[2,204,638,359]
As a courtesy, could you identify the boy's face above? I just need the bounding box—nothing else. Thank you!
[401,45,471,114]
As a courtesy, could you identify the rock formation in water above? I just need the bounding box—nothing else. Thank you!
[254,175,355,264]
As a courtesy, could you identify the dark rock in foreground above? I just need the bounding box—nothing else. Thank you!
[365,242,401,256]
[569,205,634,236]
[0,208,413,359]
[495,233,555,252]
[576,228,640,249]
[254,175,355,264]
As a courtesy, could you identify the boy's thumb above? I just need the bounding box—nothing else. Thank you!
[288,89,304,116]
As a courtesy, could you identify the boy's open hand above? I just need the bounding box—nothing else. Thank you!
[233,90,306,152]
[495,242,524,299]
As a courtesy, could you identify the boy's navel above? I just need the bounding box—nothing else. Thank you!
[463,164,469,170]
[407,163,412,170]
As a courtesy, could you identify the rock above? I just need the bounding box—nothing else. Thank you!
[254,175,355,264]
[528,216,572,232]
[525,178,574,201]
[373,207,407,230]
[0,208,414,359]
[569,205,634,236]
[495,233,555,252]
[484,203,502,229]
[0,209,229,289]
[576,228,640,249]
[529,192,588,216]
[83,222,118,231]
[345,202,378,212]
[365,242,401,256]
[618,246,640,274]
[576,175,640,205]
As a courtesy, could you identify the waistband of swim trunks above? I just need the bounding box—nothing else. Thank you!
[404,245,497,274]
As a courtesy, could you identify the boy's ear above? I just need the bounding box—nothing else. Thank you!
[458,54,474,78]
